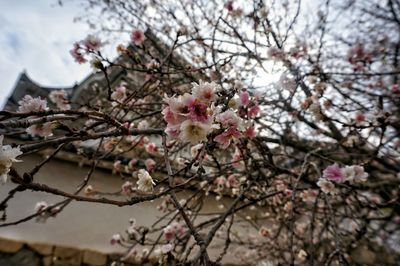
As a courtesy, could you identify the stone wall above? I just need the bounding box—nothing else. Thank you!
[0,237,155,266]
[0,237,398,265]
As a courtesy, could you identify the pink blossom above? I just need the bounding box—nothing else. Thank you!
[70,42,86,64]
[162,97,189,125]
[111,85,127,103]
[226,174,239,188]
[300,189,318,203]
[162,106,176,124]
[192,81,218,103]
[214,127,242,149]
[163,227,175,242]
[352,165,368,182]
[163,222,186,242]
[110,234,122,245]
[355,112,365,124]
[49,90,70,110]
[232,147,242,169]
[145,158,156,172]
[187,98,209,122]
[131,30,146,45]
[248,105,260,118]
[165,125,180,138]
[163,94,192,124]
[347,44,371,65]
[216,110,241,127]
[259,227,270,237]
[122,122,130,129]
[121,181,134,196]
[322,163,346,183]
[18,95,48,113]
[244,125,257,139]
[239,91,250,106]
[83,35,102,51]
[289,43,307,59]
[145,143,158,154]
[128,159,138,169]
[214,176,227,188]
[392,84,399,94]
[26,123,53,138]
[224,1,234,12]
[113,160,122,172]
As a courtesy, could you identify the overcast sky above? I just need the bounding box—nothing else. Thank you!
[0,0,94,108]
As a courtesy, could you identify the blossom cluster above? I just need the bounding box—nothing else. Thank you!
[162,81,259,147]
[0,135,22,184]
[120,169,156,196]
[49,90,71,110]
[17,95,53,137]
[70,35,102,64]
[317,163,368,194]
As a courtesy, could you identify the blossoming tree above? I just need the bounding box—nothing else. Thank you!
[1,0,400,265]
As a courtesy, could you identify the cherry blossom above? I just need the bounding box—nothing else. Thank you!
[190,143,203,158]
[83,35,102,51]
[131,30,145,45]
[317,178,337,195]
[248,105,261,118]
[244,124,257,139]
[34,201,48,213]
[0,135,22,184]
[179,120,212,144]
[70,42,86,64]
[49,90,71,110]
[113,160,122,173]
[144,158,156,172]
[191,81,219,103]
[216,110,242,128]
[163,222,186,242]
[160,243,174,254]
[322,163,346,183]
[239,91,250,106]
[342,165,368,183]
[226,174,240,188]
[145,143,158,154]
[111,85,127,103]
[17,95,48,113]
[110,234,122,245]
[214,127,242,149]
[121,181,134,196]
[136,169,155,192]
[26,123,53,138]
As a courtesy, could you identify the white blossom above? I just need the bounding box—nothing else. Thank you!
[317,178,336,195]
[49,90,71,110]
[179,120,212,144]
[191,81,219,103]
[26,123,53,138]
[136,169,155,192]
[17,95,48,113]
[0,135,22,184]
[34,201,48,213]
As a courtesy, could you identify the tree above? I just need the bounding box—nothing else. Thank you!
[1,0,400,265]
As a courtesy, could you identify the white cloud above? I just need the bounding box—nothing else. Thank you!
[0,0,93,108]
